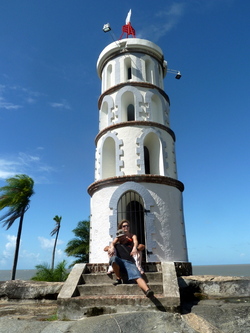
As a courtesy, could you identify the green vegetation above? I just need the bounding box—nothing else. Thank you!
[31,260,68,282]
[65,219,90,268]
[31,218,90,282]
[44,314,58,321]
[0,174,34,280]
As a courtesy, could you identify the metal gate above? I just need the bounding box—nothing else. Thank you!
[117,191,145,246]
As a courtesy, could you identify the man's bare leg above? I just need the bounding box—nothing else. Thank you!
[112,262,122,285]
[135,277,154,297]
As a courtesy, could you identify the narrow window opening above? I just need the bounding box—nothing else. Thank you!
[144,146,150,174]
[127,67,132,80]
[145,59,151,83]
[127,104,135,121]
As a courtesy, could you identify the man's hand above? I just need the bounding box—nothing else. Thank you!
[108,245,115,256]
[130,246,138,256]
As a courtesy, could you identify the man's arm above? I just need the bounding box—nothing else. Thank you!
[108,237,118,255]
[131,234,138,256]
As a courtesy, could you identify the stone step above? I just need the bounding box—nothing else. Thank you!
[57,294,176,320]
[81,271,163,284]
[77,282,163,296]
[85,262,162,274]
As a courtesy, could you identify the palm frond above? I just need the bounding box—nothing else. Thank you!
[65,219,90,265]
[0,174,34,230]
[50,215,61,236]
[0,209,22,229]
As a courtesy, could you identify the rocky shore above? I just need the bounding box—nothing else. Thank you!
[0,276,250,332]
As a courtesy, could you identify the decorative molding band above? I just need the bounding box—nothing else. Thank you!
[98,81,170,109]
[95,121,176,145]
[87,174,184,197]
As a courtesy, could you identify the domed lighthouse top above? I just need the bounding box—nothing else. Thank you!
[98,10,168,95]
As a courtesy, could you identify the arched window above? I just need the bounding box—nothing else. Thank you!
[117,191,145,246]
[127,104,135,121]
[145,59,151,83]
[124,57,132,81]
[121,91,135,121]
[102,137,116,178]
[144,133,162,175]
[100,101,108,130]
[151,94,163,124]
[107,64,112,89]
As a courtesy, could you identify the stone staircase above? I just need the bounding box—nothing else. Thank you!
[57,262,183,320]
[78,272,163,296]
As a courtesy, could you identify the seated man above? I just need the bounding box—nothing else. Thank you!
[108,219,153,298]
[105,233,144,275]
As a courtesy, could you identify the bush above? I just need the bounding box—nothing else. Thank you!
[31,260,69,282]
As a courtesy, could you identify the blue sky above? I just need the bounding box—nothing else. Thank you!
[0,0,249,269]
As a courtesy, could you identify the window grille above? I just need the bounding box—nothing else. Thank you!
[117,191,145,246]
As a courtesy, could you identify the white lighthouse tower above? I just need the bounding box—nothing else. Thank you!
[88,13,190,272]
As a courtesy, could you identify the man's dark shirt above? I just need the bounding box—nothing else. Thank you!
[115,243,135,263]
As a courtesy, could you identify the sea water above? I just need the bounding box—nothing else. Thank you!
[0,264,249,281]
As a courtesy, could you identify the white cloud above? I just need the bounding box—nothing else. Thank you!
[56,249,63,257]
[0,96,22,110]
[0,150,55,182]
[0,84,43,111]
[138,3,186,41]
[18,152,40,165]
[4,234,16,253]
[0,158,21,179]
[26,97,36,104]
[20,249,40,261]
[38,236,63,250]
[50,99,71,110]
[0,235,17,266]
[38,237,54,249]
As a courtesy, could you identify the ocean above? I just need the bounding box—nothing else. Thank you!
[0,264,249,281]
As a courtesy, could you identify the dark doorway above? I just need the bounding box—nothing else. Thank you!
[117,191,145,247]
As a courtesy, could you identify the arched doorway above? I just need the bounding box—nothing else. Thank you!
[117,191,145,247]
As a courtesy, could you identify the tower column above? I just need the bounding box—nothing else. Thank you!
[88,37,189,266]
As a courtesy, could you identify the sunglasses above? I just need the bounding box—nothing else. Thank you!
[122,224,129,228]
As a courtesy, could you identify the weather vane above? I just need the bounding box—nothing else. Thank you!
[119,9,136,39]
[103,9,136,40]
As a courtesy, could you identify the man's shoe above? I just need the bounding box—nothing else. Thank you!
[145,289,154,298]
[113,278,122,286]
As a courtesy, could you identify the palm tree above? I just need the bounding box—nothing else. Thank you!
[65,220,89,268]
[31,260,68,282]
[0,174,34,280]
[50,215,62,270]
